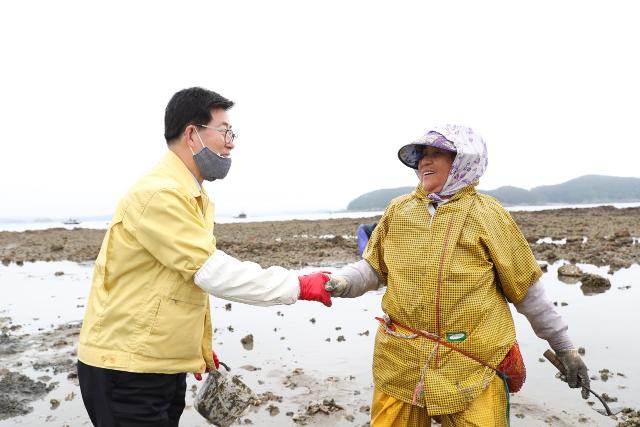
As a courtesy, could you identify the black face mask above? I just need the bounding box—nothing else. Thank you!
[193,129,232,181]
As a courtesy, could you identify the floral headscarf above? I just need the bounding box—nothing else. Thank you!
[398,124,488,202]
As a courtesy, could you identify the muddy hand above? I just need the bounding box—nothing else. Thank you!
[325,275,349,297]
[556,348,590,399]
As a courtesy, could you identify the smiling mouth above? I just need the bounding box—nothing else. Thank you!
[422,171,435,177]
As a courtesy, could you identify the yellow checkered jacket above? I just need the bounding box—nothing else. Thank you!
[365,184,541,415]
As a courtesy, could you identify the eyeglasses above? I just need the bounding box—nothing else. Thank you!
[196,124,237,144]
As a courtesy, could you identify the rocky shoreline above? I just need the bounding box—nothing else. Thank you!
[1,206,638,271]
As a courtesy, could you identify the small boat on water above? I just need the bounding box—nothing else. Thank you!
[235,212,247,219]
[63,218,81,225]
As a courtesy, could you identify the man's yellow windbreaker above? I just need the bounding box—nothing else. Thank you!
[79,151,216,374]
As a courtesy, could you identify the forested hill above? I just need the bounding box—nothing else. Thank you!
[346,175,640,210]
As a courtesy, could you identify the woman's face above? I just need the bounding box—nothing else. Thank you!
[417,146,456,194]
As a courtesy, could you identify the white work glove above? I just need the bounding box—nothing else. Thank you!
[324,275,349,297]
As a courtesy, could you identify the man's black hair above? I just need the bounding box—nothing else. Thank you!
[164,87,234,144]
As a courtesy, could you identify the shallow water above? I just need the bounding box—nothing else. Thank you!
[0,261,91,333]
[511,262,640,423]
[1,261,637,426]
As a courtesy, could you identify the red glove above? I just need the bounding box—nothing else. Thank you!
[194,350,220,381]
[298,272,332,307]
[212,350,220,370]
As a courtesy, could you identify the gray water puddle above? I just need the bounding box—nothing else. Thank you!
[0,261,91,334]
[1,261,637,426]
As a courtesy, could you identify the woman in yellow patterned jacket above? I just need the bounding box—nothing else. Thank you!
[326,124,589,426]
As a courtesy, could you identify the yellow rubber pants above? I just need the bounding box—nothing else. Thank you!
[371,376,508,427]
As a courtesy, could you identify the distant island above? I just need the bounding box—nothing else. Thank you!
[347,175,640,211]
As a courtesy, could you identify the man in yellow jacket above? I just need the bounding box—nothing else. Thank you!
[77,87,332,427]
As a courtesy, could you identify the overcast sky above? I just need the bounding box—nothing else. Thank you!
[1,1,638,219]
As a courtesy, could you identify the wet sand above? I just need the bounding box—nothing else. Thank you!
[3,261,640,426]
[1,206,640,426]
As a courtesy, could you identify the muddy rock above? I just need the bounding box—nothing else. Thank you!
[306,398,344,415]
[0,371,56,420]
[0,395,32,420]
[283,368,305,390]
[0,332,23,355]
[580,273,611,295]
[292,413,310,425]
[614,229,631,238]
[254,391,282,404]
[558,263,583,277]
[32,358,76,375]
[617,407,640,427]
[241,334,254,351]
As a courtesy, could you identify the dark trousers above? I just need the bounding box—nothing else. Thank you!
[77,360,187,427]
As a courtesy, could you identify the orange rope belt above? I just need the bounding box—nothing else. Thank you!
[375,314,504,374]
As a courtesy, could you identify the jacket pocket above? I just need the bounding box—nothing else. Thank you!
[138,296,207,360]
[169,278,209,306]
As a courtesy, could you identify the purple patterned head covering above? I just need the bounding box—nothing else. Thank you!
[399,124,488,202]
[398,131,457,169]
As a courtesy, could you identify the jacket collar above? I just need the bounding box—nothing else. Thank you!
[414,181,478,204]
[161,150,206,199]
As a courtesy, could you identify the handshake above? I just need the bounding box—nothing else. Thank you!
[298,272,348,307]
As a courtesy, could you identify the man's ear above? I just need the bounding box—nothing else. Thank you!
[183,124,197,152]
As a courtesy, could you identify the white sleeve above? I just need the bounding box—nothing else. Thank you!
[513,279,574,351]
[193,250,299,306]
[335,259,384,298]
